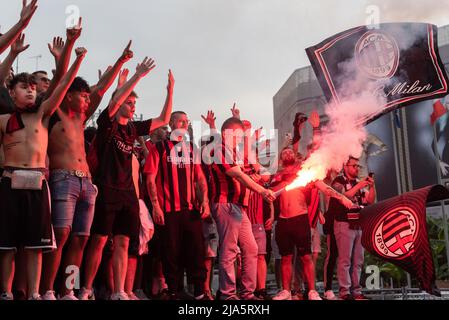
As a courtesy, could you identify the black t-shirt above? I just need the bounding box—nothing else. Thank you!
[0,87,14,114]
[326,174,365,223]
[96,109,152,191]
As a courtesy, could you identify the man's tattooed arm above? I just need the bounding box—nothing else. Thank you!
[314,180,353,208]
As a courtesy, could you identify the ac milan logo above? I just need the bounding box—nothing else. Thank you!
[373,206,419,259]
[355,31,400,79]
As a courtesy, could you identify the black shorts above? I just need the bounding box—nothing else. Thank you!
[0,177,54,250]
[275,214,311,257]
[90,186,140,238]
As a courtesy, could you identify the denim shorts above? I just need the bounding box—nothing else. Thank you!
[49,171,98,236]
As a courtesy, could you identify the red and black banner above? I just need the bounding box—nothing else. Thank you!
[359,185,449,295]
[306,23,449,124]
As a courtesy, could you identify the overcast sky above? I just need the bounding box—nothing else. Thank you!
[1,0,449,135]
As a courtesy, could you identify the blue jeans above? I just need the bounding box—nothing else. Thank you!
[49,171,98,236]
[212,203,258,299]
[334,221,364,297]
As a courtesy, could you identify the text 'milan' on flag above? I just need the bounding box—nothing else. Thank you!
[306,23,449,125]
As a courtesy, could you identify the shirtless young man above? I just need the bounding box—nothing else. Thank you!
[40,41,134,300]
[271,147,353,301]
[0,47,87,300]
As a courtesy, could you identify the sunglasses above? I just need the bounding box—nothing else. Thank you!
[346,164,362,169]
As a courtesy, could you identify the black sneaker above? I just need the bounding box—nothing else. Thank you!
[254,289,271,300]
[13,290,26,301]
[157,288,171,300]
[169,293,180,300]
[291,290,305,300]
[176,290,194,300]
[353,294,370,300]
[340,294,353,300]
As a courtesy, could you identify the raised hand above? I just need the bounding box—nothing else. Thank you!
[48,36,64,60]
[308,110,320,128]
[231,103,240,119]
[66,17,82,42]
[20,0,38,27]
[167,69,174,91]
[201,110,216,129]
[117,68,129,88]
[75,47,87,59]
[11,33,30,55]
[135,57,156,77]
[282,134,293,149]
[119,40,134,63]
[98,65,112,80]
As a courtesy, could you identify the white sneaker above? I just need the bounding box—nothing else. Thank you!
[59,291,78,300]
[323,290,337,300]
[308,290,322,300]
[41,290,57,301]
[126,292,140,300]
[78,287,95,300]
[134,289,149,300]
[110,291,130,300]
[0,292,13,300]
[28,293,42,300]
[272,289,292,300]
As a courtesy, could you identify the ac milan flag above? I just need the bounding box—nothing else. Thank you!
[306,23,449,124]
[358,185,449,295]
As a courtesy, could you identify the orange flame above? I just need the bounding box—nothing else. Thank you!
[285,166,325,191]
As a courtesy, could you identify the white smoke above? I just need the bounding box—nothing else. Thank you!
[299,91,386,182]
[365,0,449,26]
[297,22,430,182]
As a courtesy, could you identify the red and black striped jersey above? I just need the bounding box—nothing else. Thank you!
[209,143,248,206]
[247,190,264,225]
[144,139,202,213]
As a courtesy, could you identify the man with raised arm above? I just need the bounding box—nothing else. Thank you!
[0,0,37,55]
[78,59,174,300]
[40,41,134,300]
[270,148,353,301]
[0,47,87,300]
